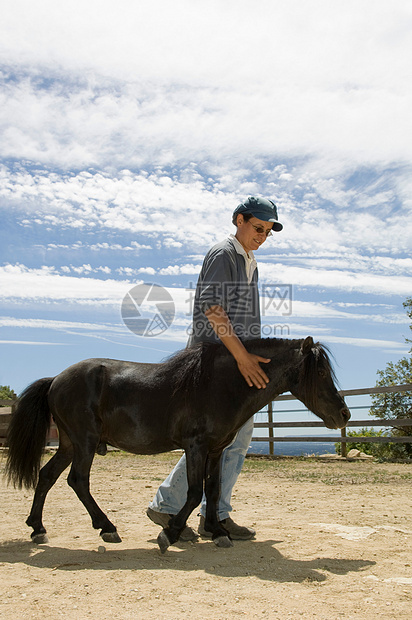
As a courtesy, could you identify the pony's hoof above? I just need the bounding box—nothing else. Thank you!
[213,535,234,548]
[32,533,49,544]
[101,531,122,543]
[96,442,108,456]
[157,530,171,554]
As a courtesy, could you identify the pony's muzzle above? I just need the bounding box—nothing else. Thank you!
[339,407,351,428]
[324,407,351,430]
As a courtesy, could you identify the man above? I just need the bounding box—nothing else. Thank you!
[147,196,283,540]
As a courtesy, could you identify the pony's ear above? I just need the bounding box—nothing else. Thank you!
[301,336,314,355]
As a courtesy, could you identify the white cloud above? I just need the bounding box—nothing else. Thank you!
[1,263,410,327]
[1,312,407,356]
[260,298,407,327]
[1,72,410,172]
[163,238,183,249]
[3,164,412,262]
[0,339,66,345]
[71,264,93,274]
[315,334,409,354]
[276,255,412,277]
[0,166,234,248]
[46,241,152,252]
[136,267,156,276]
[0,2,411,172]
[0,263,133,303]
[0,316,123,333]
[2,1,410,88]
[259,262,412,297]
[158,264,201,276]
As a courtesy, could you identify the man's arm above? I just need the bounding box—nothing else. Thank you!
[205,305,270,389]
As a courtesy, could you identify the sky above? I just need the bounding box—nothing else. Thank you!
[1,0,412,424]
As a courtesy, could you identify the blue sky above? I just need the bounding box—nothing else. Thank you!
[1,0,411,407]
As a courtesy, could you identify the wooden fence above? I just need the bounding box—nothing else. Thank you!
[0,400,58,446]
[252,384,412,457]
[1,385,412,456]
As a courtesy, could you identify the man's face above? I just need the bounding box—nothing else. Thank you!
[235,215,273,253]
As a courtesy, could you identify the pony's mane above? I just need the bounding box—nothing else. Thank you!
[159,342,220,398]
[158,338,337,412]
[300,342,338,411]
[160,338,299,396]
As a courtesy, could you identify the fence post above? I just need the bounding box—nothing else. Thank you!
[340,427,347,458]
[268,401,274,456]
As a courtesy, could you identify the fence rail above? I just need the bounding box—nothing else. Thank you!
[251,384,412,457]
[2,386,412,455]
[0,401,58,446]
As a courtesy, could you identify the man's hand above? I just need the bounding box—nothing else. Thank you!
[236,351,270,389]
[205,305,271,389]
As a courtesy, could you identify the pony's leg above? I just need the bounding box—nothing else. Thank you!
[26,434,74,544]
[67,445,121,543]
[157,445,207,554]
[204,451,233,548]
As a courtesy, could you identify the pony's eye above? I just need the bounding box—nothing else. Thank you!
[318,370,326,378]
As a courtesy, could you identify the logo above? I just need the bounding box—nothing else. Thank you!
[261,284,292,316]
[121,283,175,337]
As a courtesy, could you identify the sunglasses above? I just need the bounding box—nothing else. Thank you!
[248,221,273,237]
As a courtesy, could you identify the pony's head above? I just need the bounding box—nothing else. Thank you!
[292,336,350,430]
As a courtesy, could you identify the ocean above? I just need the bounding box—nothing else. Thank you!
[248,441,337,456]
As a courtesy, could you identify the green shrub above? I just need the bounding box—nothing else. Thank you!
[335,427,411,459]
[0,385,17,405]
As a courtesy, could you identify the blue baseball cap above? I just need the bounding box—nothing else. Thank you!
[232,196,283,232]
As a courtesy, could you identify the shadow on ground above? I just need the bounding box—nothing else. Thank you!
[0,537,375,584]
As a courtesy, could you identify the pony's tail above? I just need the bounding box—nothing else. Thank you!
[5,377,54,489]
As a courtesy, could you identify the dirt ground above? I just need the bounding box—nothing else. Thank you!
[0,450,411,620]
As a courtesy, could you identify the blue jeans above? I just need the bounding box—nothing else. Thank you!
[149,417,254,520]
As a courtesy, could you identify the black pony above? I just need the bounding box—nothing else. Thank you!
[5,336,350,553]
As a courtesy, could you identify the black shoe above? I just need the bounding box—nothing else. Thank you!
[198,516,256,540]
[146,507,199,541]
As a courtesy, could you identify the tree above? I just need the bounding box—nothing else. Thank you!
[367,297,412,458]
[0,385,17,405]
[406,297,412,347]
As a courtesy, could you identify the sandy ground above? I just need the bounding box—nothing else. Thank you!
[0,450,411,620]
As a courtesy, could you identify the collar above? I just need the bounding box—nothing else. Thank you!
[229,234,257,283]
[229,234,255,261]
